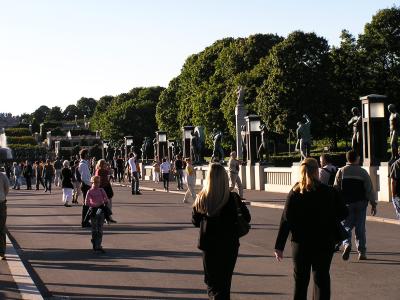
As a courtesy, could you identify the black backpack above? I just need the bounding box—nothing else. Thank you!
[323,166,338,186]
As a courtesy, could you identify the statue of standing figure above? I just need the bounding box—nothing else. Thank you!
[141,137,152,163]
[388,104,400,163]
[257,125,269,162]
[295,114,312,161]
[190,131,200,164]
[211,129,224,163]
[348,107,362,155]
[236,86,245,105]
[153,138,158,159]
[240,124,247,161]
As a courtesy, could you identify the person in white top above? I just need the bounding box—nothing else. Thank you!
[160,158,171,191]
[128,152,141,195]
[183,158,196,203]
[318,154,337,186]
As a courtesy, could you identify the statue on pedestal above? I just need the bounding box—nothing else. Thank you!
[257,125,269,163]
[153,138,157,159]
[194,126,205,163]
[211,129,224,163]
[236,86,245,105]
[295,114,311,161]
[348,107,362,155]
[388,104,400,163]
[141,137,152,164]
[240,125,247,161]
[190,131,200,164]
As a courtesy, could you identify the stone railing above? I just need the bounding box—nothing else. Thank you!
[264,167,292,193]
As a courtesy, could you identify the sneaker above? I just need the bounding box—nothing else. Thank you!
[135,191,142,195]
[358,253,367,260]
[108,218,117,223]
[342,245,351,261]
[94,247,106,254]
[0,255,6,261]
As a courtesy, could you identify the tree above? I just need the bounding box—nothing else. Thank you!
[46,106,63,121]
[76,97,97,118]
[63,105,81,120]
[32,105,50,123]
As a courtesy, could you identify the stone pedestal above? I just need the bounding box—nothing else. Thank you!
[239,164,246,189]
[235,104,247,160]
[362,165,379,202]
[377,162,391,202]
[254,163,265,191]
[246,163,255,190]
[291,162,301,186]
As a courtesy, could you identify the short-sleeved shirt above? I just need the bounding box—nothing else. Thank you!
[390,159,400,196]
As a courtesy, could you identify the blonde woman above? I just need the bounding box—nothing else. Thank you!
[183,158,196,203]
[274,158,347,300]
[192,163,250,299]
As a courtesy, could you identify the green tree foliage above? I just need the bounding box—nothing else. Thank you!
[46,106,63,121]
[63,104,81,120]
[76,97,97,118]
[32,105,50,123]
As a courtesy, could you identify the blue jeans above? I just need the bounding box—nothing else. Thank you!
[131,172,139,194]
[342,201,368,253]
[392,197,400,220]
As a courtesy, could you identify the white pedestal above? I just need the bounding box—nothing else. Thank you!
[291,162,301,186]
[239,164,246,189]
[377,162,391,202]
[362,165,378,203]
[246,164,255,190]
[254,163,265,191]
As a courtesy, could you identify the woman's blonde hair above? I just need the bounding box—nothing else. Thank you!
[63,160,70,168]
[193,163,230,217]
[293,157,320,193]
[96,159,107,170]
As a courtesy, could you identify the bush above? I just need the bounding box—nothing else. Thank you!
[6,136,37,145]
[5,128,31,137]
[270,152,347,167]
[7,145,48,162]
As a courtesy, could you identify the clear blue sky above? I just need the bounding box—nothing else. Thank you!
[0,0,397,115]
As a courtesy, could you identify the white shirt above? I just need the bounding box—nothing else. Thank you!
[128,157,138,173]
[160,161,171,174]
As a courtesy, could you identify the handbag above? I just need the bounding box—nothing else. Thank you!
[234,194,250,237]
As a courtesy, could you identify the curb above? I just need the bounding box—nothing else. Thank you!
[6,234,44,300]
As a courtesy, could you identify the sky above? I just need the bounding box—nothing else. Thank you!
[0,0,398,115]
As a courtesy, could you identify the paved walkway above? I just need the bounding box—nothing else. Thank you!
[3,184,400,299]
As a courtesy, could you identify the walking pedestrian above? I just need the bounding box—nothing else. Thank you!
[0,171,10,260]
[160,158,171,192]
[152,156,160,183]
[43,159,55,193]
[192,163,251,299]
[128,152,141,195]
[116,156,124,182]
[23,160,33,190]
[174,155,184,190]
[183,158,196,203]
[53,157,62,187]
[61,160,74,207]
[71,160,80,204]
[95,159,116,223]
[389,154,400,220]
[34,161,45,190]
[79,149,92,228]
[228,151,244,199]
[12,162,21,190]
[319,154,338,186]
[334,150,377,260]
[84,176,108,253]
[274,158,347,300]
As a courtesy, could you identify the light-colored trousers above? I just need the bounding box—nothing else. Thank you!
[229,172,243,198]
[184,176,196,202]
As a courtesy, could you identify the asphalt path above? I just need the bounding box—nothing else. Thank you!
[5,186,400,300]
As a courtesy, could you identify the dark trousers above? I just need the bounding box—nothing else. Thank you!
[176,169,184,189]
[162,173,170,190]
[117,168,124,182]
[36,176,45,190]
[25,176,32,190]
[91,209,104,250]
[202,246,239,299]
[0,202,6,256]
[44,176,53,192]
[291,242,334,300]
[81,183,91,226]
[131,172,139,194]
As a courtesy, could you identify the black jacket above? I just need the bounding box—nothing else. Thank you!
[275,183,347,251]
[192,192,251,251]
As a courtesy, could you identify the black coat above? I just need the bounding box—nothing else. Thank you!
[192,192,251,251]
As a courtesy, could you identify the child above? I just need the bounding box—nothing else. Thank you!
[84,176,108,253]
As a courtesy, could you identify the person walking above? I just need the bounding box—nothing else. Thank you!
[53,157,62,187]
[128,152,141,195]
[60,160,74,207]
[319,154,337,186]
[71,160,80,204]
[34,161,45,190]
[43,159,55,193]
[334,150,377,260]
[84,176,108,253]
[79,149,92,228]
[95,159,116,223]
[183,158,196,203]
[116,156,124,182]
[192,163,251,299]
[152,156,160,183]
[0,171,10,260]
[274,158,347,300]
[228,151,244,200]
[23,160,33,190]
[160,158,171,192]
[12,162,21,190]
[174,155,184,190]
[389,155,400,219]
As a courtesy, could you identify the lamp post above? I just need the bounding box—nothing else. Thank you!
[360,94,387,166]
[182,126,194,158]
[84,115,87,128]
[124,136,134,162]
[156,131,167,160]
[244,115,261,164]
[74,115,78,127]
[29,124,32,134]
[103,140,108,160]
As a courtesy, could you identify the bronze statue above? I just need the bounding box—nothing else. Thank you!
[295,114,311,161]
[141,137,151,163]
[348,107,362,155]
[257,125,269,162]
[388,104,399,163]
[211,129,224,163]
[190,131,200,164]
[236,86,245,105]
[153,138,157,159]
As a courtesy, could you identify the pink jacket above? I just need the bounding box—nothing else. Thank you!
[84,187,109,208]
